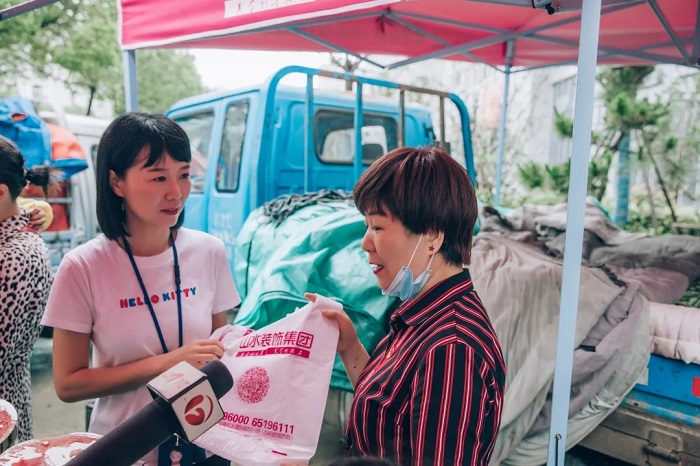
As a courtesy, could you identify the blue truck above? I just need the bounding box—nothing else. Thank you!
[163,66,699,466]
[165,66,474,265]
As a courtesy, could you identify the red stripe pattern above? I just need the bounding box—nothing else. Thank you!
[346,270,506,465]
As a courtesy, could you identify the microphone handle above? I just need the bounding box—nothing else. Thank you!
[65,397,179,466]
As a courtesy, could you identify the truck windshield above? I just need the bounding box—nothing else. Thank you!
[315,110,398,165]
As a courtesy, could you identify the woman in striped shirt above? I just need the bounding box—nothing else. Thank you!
[312,145,506,465]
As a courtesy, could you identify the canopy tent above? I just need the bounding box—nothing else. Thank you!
[115,0,699,208]
[117,0,698,70]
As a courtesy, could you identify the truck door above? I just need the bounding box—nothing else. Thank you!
[205,98,253,265]
[171,108,217,232]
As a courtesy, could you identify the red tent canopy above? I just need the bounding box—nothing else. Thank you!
[118,0,700,69]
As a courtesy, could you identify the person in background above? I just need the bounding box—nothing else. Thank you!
[21,122,87,232]
[310,145,506,465]
[17,196,53,231]
[0,135,52,442]
[41,113,240,466]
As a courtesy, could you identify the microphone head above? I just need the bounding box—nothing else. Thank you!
[200,360,233,399]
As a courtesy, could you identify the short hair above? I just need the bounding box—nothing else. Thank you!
[353,145,478,266]
[0,135,52,200]
[95,112,192,240]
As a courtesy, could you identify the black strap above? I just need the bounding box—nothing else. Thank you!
[122,231,183,353]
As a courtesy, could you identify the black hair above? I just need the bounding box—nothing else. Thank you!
[0,135,53,199]
[354,145,478,265]
[95,112,192,240]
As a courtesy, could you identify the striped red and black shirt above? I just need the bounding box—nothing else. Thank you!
[345,269,506,466]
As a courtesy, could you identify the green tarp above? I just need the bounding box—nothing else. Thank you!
[233,201,397,392]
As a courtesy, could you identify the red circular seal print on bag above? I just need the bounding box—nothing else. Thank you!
[184,394,214,426]
[237,367,270,403]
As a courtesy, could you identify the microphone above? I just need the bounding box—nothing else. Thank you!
[65,360,233,466]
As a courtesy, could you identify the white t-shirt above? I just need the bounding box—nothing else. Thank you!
[41,228,240,464]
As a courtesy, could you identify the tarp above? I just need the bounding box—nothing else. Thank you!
[233,200,397,392]
[0,97,88,180]
[118,0,700,69]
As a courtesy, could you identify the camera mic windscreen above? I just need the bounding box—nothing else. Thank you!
[65,360,233,466]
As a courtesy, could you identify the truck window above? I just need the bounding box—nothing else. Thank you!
[315,110,397,165]
[174,112,215,193]
[217,102,249,192]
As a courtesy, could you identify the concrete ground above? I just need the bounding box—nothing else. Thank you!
[31,338,89,439]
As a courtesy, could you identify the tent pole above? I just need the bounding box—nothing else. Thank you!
[0,0,59,22]
[614,133,631,227]
[398,90,405,147]
[354,81,364,181]
[692,1,700,65]
[494,40,514,207]
[546,0,602,464]
[304,75,314,192]
[122,50,139,112]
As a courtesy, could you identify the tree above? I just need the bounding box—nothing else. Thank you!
[0,0,80,76]
[50,0,120,115]
[1,0,206,115]
[108,49,207,114]
[523,66,699,233]
[329,54,362,90]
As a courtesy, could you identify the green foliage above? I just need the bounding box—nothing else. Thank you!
[0,0,80,76]
[518,161,545,190]
[0,0,206,115]
[553,108,574,138]
[516,148,612,202]
[108,50,207,114]
[527,66,698,232]
[677,279,700,308]
[544,161,570,194]
[588,148,613,200]
[598,66,655,101]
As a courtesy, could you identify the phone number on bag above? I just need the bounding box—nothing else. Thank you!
[222,412,295,434]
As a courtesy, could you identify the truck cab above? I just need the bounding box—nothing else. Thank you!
[166,66,474,268]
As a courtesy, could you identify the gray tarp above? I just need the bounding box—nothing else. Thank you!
[234,199,655,463]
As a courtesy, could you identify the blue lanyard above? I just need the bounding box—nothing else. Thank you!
[122,231,183,354]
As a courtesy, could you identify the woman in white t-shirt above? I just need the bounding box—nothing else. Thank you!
[42,113,240,466]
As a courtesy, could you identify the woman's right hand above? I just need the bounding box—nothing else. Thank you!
[168,339,224,369]
[304,292,359,356]
[304,293,369,389]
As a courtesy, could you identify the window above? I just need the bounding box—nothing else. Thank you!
[315,110,398,165]
[174,112,215,193]
[90,144,98,171]
[216,102,249,192]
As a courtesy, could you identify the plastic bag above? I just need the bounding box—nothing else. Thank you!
[194,296,341,465]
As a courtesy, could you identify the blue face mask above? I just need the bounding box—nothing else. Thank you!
[383,234,436,301]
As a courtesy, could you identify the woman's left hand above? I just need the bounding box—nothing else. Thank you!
[29,208,47,230]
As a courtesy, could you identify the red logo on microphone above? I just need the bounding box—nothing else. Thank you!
[184,394,214,426]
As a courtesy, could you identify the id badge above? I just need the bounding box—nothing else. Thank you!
[158,435,206,466]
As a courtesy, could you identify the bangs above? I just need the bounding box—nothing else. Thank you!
[140,125,191,168]
[353,166,394,218]
[354,191,388,218]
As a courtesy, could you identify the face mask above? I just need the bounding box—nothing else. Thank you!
[383,234,436,301]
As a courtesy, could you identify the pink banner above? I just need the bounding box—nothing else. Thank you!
[119,0,399,49]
